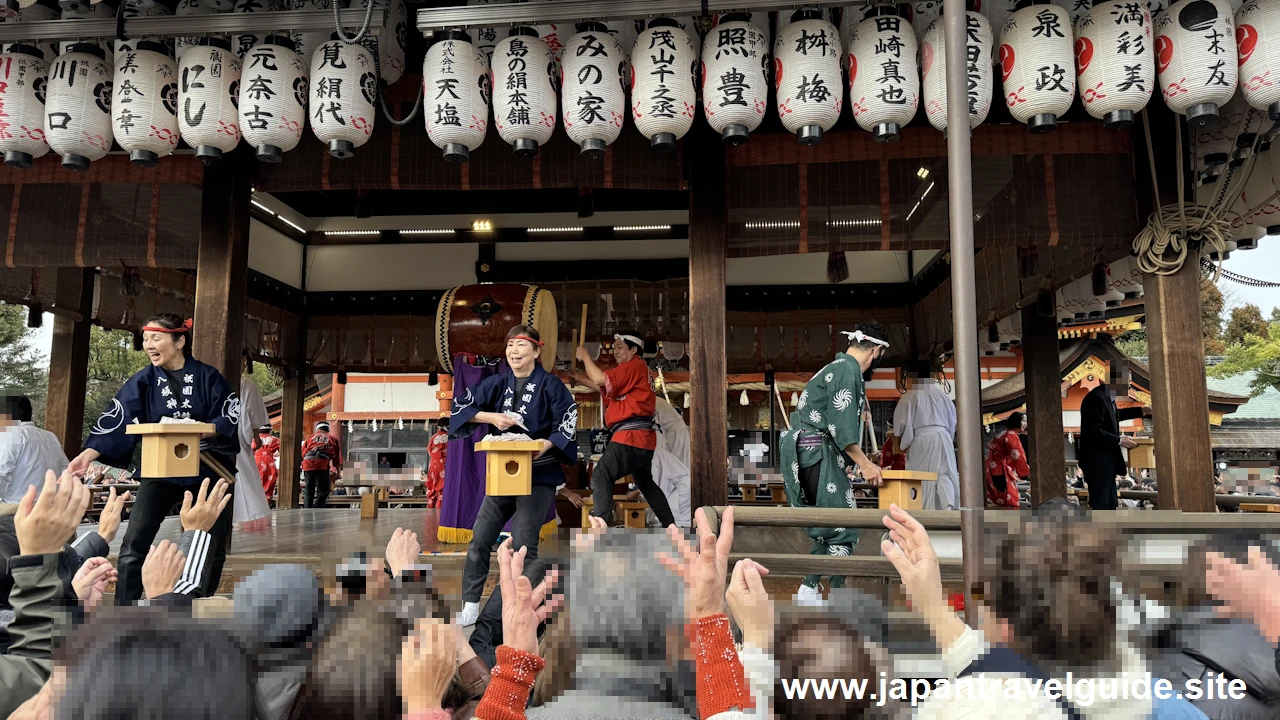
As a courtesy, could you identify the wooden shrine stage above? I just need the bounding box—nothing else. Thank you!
[89,508,897,600]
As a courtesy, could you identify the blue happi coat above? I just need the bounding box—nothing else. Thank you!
[85,359,241,486]
[449,365,578,487]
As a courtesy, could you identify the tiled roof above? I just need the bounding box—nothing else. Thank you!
[1206,372,1280,420]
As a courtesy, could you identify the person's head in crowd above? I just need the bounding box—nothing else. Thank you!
[774,614,879,719]
[842,322,890,379]
[531,604,577,707]
[0,392,32,428]
[982,514,1121,675]
[612,329,644,364]
[1180,534,1280,610]
[141,314,193,368]
[505,325,543,376]
[288,600,403,720]
[1004,411,1026,433]
[57,608,256,719]
[315,421,330,435]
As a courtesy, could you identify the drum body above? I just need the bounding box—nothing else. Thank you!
[435,284,558,373]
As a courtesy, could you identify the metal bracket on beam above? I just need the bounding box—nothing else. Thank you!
[0,8,380,44]
[417,0,854,31]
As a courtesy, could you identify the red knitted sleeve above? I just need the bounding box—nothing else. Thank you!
[473,646,545,720]
[695,614,754,719]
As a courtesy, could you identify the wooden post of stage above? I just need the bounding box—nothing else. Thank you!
[688,130,728,510]
[1146,263,1215,512]
[1021,299,1065,506]
[44,268,96,455]
[193,158,252,389]
[276,318,307,510]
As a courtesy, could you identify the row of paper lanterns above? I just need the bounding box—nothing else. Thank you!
[2,0,1277,167]
[0,0,408,167]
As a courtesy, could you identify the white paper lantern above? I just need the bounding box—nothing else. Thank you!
[775,10,843,144]
[0,44,50,168]
[45,43,113,170]
[118,1,174,57]
[492,28,557,156]
[1108,255,1144,298]
[1236,0,1280,120]
[465,0,502,62]
[922,11,994,131]
[1074,1,1155,128]
[231,0,283,59]
[239,35,307,162]
[715,11,771,63]
[1155,0,1237,121]
[675,16,703,59]
[702,14,769,144]
[2,0,57,63]
[111,41,179,166]
[178,37,242,162]
[290,0,333,65]
[908,0,943,38]
[631,18,697,152]
[604,20,638,60]
[56,2,114,60]
[422,31,489,162]
[848,7,919,141]
[379,0,407,85]
[310,37,376,157]
[983,0,1021,37]
[998,2,1074,131]
[561,21,626,157]
[175,0,231,62]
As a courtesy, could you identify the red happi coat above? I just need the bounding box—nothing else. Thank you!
[426,429,448,509]
[256,436,280,498]
[984,429,1030,508]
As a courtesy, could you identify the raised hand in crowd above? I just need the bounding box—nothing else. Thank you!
[660,505,735,620]
[384,527,421,577]
[141,539,186,599]
[497,539,563,656]
[6,676,54,720]
[94,487,131,545]
[72,557,117,612]
[725,558,774,651]
[399,618,458,715]
[15,470,90,556]
[180,478,231,533]
[1205,545,1280,644]
[880,503,967,650]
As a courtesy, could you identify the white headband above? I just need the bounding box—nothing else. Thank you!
[614,334,643,349]
[840,330,890,348]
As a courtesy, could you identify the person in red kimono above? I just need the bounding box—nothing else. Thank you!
[425,419,448,508]
[574,330,676,528]
[985,411,1030,508]
[879,426,907,471]
[255,425,280,500]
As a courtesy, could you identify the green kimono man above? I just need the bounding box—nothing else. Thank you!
[780,322,890,603]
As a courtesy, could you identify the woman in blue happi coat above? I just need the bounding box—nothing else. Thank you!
[68,313,240,604]
[449,324,577,627]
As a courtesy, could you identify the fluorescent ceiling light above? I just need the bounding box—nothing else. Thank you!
[323,230,380,237]
[614,224,672,232]
[472,220,494,232]
[826,219,881,228]
[279,217,306,234]
[527,226,584,233]
[250,199,275,216]
[401,229,457,236]
[744,220,801,230]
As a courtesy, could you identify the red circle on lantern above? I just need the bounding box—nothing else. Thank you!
[774,57,783,91]
[1075,37,1093,76]
[849,54,857,86]
[1238,24,1258,65]
[922,42,934,76]
[1156,35,1173,75]
[999,44,1015,83]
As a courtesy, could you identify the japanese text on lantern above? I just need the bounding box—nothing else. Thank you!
[713,26,755,109]
[965,14,982,114]
[875,17,908,106]
[433,41,461,127]
[794,26,833,105]
[504,38,530,126]
[647,29,678,119]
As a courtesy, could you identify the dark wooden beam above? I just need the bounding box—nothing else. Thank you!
[44,268,95,455]
[276,368,306,510]
[688,131,729,510]
[1147,263,1215,512]
[1021,299,1066,507]
[194,157,253,388]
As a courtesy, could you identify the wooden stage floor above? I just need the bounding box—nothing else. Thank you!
[88,508,889,599]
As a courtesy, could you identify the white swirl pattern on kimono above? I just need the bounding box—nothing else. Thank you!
[825,373,833,382]
[91,399,127,436]
[797,390,808,410]
[557,407,578,439]
[808,410,822,424]
[828,544,850,555]
[452,388,475,413]
[826,482,837,494]
[832,389,853,412]
[223,394,241,424]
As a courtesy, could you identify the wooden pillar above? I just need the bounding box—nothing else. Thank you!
[687,132,728,510]
[1146,263,1215,512]
[1021,300,1065,506]
[276,370,305,509]
[193,159,252,389]
[44,268,95,455]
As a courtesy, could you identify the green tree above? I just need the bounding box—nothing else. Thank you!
[1115,329,1148,358]
[1201,278,1227,355]
[0,303,48,423]
[1270,306,1280,326]
[245,362,281,398]
[1224,303,1271,347]
[82,326,151,442]
[1208,322,1280,396]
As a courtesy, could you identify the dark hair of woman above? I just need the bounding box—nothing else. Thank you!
[773,616,878,719]
[1003,411,1025,431]
[506,325,541,343]
[143,312,193,357]
[287,601,403,720]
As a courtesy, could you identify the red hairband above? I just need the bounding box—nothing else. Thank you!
[142,318,193,334]
[509,335,544,347]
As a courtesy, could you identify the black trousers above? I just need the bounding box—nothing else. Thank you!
[462,484,556,603]
[1083,470,1119,510]
[116,478,234,603]
[301,469,331,508]
[589,441,676,528]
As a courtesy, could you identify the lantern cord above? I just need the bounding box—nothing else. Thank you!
[1131,110,1233,278]
[380,85,422,125]
[333,0,377,45]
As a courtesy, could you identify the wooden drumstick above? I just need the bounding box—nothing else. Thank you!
[773,383,791,430]
[578,304,588,348]
[570,329,579,373]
